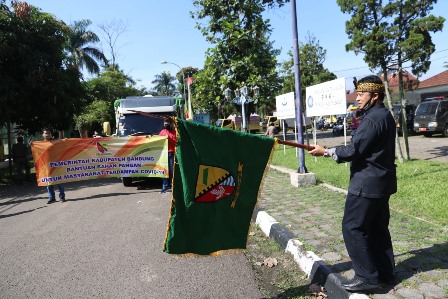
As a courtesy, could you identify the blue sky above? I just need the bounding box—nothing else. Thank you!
[26,0,448,92]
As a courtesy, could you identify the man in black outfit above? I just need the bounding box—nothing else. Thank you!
[309,75,396,293]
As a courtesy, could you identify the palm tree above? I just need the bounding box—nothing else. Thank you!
[66,19,107,75]
[151,71,177,95]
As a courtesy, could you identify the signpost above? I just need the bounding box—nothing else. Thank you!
[275,92,296,119]
[305,77,347,117]
[276,92,297,155]
[306,77,347,148]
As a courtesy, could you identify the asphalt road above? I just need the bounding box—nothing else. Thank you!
[0,179,262,299]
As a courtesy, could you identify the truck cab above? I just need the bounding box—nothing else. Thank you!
[216,114,261,133]
[261,116,280,132]
[215,119,235,130]
[116,96,177,137]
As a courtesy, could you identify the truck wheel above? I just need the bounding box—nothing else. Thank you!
[122,177,132,187]
[442,125,448,137]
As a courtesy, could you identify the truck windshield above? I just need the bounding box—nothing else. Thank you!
[415,102,438,116]
[118,114,168,136]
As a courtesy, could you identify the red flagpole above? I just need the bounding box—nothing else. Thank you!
[277,139,314,151]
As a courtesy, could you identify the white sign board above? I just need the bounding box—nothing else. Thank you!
[275,92,296,119]
[305,77,347,117]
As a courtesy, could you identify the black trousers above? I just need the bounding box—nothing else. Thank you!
[342,192,395,284]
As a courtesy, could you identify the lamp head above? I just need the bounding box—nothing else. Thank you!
[224,88,232,100]
[234,88,241,98]
[253,85,260,96]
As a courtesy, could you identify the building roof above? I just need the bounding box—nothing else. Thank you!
[381,72,418,91]
[346,92,357,105]
[417,70,448,89]
[344,70,448,106]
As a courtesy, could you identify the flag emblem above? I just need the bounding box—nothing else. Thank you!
[96,142,108,154]
[195,165,235,203]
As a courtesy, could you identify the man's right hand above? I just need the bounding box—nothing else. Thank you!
[308,144,326,157]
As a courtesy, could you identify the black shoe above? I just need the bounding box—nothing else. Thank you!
[160,188,169,193]
[60,198,66,202]
[47,199,56,204]
[342,278,379,292]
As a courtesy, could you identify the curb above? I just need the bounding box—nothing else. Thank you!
[255,166,370,299]
[252,207,352,299]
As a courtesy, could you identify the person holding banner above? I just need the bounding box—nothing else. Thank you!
[159,117,176,193]
[309,75,396,292]
[42,128,66,204]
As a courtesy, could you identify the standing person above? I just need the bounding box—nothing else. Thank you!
[42,128,66,204]
[264,122,276,138]
[309,75,396,292]
[159,117,176,193]
[11,136,30,184]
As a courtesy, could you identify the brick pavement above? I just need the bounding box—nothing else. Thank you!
[256,166,448,299]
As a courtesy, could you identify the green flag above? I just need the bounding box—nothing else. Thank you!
[163,119,276,255]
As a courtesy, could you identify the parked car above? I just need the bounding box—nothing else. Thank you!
[413,98,448,137]
[392,104,416,135]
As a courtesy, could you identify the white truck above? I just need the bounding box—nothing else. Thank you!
[113,96,177,186]
[114,96,177,137]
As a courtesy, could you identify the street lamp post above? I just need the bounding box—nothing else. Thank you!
[224,85,259,132]
[161,60,187,117]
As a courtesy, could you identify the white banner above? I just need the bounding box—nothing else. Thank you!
[275,92,296,119]
[305,77,347,117]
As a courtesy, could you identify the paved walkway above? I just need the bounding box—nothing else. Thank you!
[255,165,448,299]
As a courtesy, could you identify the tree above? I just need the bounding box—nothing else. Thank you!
[280,33,337,95]
[337,0,444,161]
[97,18,127,69]
[66,19,108,75]
[191,0,285,122]
[151,71,177,96]
[74,99,110,137]
[0,1,84,133]
[78,65,146,132]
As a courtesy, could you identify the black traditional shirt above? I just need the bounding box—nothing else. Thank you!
[334,103,397,198]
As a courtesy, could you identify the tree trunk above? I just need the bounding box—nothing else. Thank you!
[383,74,403,163]
[398,68,410,160]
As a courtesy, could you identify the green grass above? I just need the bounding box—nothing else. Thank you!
[272,146,448,228]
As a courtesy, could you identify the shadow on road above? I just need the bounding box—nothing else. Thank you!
[0,177,161,220]
[425,145,448,160]
[0,207,46,219]
[323,241,448,290]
